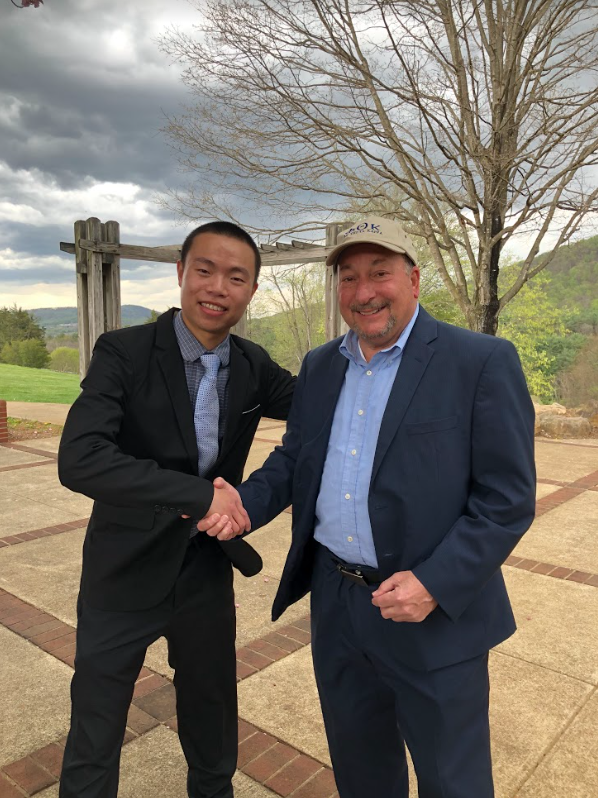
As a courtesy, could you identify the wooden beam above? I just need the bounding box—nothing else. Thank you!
[60,239,329,266]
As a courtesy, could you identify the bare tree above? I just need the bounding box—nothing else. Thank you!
[251,263,326,369]
[161,0,598,333]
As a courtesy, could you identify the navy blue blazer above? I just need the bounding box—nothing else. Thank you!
[239,307,536,670]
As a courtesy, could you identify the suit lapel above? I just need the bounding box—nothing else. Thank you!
[155,309,199,471]
[371,308,437,483]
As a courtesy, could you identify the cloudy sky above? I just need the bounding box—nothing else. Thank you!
[0,0,205,311]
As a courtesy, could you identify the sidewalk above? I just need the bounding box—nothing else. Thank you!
[0,420,597,797]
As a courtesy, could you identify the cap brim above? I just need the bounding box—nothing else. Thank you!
[325,238,411,267]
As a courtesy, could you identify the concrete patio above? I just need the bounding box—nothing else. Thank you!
[1,403,597,797]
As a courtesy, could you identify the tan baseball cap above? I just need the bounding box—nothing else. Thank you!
[326,215,417,267]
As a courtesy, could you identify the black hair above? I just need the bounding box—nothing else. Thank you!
[180,221,261,282]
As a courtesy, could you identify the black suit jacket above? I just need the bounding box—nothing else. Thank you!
[239,307,536,670]
[58,308,295,612]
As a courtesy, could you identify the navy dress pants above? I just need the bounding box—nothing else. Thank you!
[311,546,494,798]
[59,535,237,798]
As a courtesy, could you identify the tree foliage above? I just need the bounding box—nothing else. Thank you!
[161,0,598,335]
[0,339,50,369]
[0,305,46,350]
[49,347,79,373]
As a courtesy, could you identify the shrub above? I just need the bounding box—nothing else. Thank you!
[49,347,79,373]
[0,339,50,369]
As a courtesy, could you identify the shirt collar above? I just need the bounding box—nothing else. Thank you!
[173,310,231,366]
[339,303,420,367]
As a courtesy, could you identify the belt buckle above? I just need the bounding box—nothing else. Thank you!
[337,564,368,586]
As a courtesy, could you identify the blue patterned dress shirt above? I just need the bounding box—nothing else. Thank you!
[313,305,419,567]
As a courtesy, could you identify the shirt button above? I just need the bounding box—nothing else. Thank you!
[351,449,357,456]
[366,370,372,376]
[345,493,351,500]
[358,409,364,416]
[347,536,353,542]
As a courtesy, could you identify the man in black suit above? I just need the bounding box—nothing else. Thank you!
[57,221,295,798]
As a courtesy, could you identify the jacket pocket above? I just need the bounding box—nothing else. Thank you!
[93,502,156,530]
[405,415,458,435]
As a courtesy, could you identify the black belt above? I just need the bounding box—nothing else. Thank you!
[331,555,382,587]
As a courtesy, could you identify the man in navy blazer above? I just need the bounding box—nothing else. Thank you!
[204,216,536,797]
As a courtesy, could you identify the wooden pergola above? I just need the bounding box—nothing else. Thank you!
[60,218,348,378]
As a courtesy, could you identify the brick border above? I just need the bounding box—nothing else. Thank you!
[0,588,336,798]
[0,460,56,474]
[536,437,598,449]
[505,555,598,586]
[0,519,89,549]
[0,442,58,460]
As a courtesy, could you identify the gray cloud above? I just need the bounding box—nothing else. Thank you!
[0,0,193,191]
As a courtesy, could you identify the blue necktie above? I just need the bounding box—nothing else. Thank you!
[194,353,221,477]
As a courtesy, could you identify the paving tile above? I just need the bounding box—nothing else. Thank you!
[534,440,598,483]
[133,683,177,721]
[132,673,168,699]
[237,647,275,671]
[238,646,331,766]
[0,626,72,766]
[237,731,278,769]
[489,651,593,797]
[0,773,26,797]
[30,744,64,779]
[126,704,160,735]
[2,756,56,793]
[536,482,562,500]
[242,742,297,782]
[290,768,337,798]
[513,491,598,574]
[0,530,83,627]
[0,448,48,468]
[0,493,87,538]
[264,755,321,796]
[517,689,598,798]
[498,568,598,683]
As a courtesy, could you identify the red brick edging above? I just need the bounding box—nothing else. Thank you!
[1,442,58,460]
[0,520,89,549]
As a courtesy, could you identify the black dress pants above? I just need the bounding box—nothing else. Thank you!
[311,545,494,798]
[59,536,237,798]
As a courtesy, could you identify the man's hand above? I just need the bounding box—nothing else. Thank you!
[197,477,251,540]
[371,571,438,623]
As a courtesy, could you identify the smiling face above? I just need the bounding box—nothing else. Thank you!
[337,243,420,360]
[176,232,258,349]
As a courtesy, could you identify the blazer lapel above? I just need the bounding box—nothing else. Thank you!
[371,308,437,483]
[155,309,199,471]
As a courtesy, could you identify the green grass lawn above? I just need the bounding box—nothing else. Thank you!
[0,363,81,403]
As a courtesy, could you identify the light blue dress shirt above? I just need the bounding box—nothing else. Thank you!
[313,305,419,567]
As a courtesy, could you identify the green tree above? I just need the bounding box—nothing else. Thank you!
[0,305,46,350]
[0,339,50,369]
[49,347,79,373]
[144,309,161,324]
[498,274,569,402]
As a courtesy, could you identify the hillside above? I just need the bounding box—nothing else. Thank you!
[30,305,154,336]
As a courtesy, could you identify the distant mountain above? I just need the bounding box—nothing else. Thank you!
[30,305,155,336]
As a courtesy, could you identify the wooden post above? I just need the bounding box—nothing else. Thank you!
[325,222,349,341]
[74,219,90,380]
[104,220,122,332]
[75,217,122,379]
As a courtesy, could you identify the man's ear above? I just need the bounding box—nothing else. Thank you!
[176,260,184,287]
[251,281,259,298]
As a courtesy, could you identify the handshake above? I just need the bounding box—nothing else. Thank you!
[183,477,250,541]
